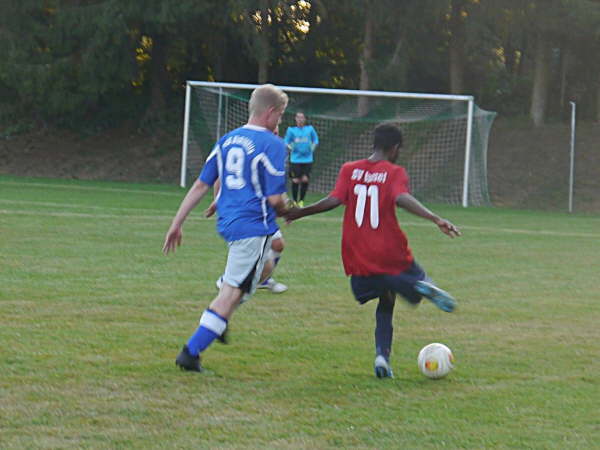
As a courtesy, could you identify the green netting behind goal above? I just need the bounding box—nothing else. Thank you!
[183,84,496,206]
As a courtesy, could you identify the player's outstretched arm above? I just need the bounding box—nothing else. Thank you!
[396,193,461,238]
[267,193,291,218]
[163,179,211,254]
[204,178,221,218]
[286,196,341,222]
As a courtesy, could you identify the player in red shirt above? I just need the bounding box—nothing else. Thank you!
[286,123,461,378]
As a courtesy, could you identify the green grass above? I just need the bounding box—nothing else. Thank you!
[1,174,599,449]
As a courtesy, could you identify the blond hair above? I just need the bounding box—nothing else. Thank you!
[248,84,288,117]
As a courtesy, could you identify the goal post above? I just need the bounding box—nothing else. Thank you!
[180,81,496,207]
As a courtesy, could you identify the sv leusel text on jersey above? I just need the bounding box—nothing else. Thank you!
[350,169,388,184]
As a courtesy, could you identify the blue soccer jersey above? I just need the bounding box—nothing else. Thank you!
[199,125,287,242]
[284,125,319,163]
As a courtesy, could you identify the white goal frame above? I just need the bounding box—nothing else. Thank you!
[181,81,476,207]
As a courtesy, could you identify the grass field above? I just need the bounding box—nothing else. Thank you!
[1,174,599,449]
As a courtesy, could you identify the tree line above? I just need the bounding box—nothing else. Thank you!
[2,0,600,131]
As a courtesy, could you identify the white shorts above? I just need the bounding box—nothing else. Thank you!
[222,234,274,297]
[273,229,283,240]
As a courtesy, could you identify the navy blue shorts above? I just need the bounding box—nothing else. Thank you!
[350,261,429,305]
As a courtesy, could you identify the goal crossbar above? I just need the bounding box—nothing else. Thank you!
[186,80,474,102]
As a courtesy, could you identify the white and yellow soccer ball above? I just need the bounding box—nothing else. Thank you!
[417,343,454,379]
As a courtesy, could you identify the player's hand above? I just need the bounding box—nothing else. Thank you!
[436,219,461,238]
[204,201,217,218]
[284,206,303,224]
[162,226,183,254]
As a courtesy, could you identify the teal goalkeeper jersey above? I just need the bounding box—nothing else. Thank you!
[284,125,319,163]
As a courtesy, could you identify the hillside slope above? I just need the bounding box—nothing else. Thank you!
[1,119,598,212]
[488,120,599,212]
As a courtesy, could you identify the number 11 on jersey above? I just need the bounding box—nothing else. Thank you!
[353,184,379,229]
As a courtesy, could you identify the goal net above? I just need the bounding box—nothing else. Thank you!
[180,82,496,207]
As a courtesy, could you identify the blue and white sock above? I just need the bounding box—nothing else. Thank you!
[186,309,228,356]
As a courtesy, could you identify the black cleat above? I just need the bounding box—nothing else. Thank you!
[175,345,203,372]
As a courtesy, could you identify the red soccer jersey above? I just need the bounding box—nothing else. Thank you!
[330,159,414,276]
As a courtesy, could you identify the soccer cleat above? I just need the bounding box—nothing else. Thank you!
[374,355,394,378]
[257,278,288,293]
[298,200,304,208]
[414,281,456,313]
[175,345,203,372]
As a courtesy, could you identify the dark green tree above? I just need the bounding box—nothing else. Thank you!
[0,1,134,127]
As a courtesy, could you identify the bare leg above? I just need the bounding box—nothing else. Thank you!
[209,283,245,319]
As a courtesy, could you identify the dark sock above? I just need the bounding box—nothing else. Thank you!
[375,292,396,360]
[291,183,299,202]
[300,182,309,201]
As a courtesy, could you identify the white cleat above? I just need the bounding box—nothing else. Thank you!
[374,355,394,379]
[258,278,288,293]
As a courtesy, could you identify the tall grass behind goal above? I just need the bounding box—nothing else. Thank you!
[181,82,496,207]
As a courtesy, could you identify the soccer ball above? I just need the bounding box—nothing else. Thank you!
[417,343,454,379]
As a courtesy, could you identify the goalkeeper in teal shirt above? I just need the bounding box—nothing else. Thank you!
[284,111,319,206]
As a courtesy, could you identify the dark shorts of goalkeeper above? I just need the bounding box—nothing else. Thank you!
[350,261,430,305]
[289,162,313,179]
